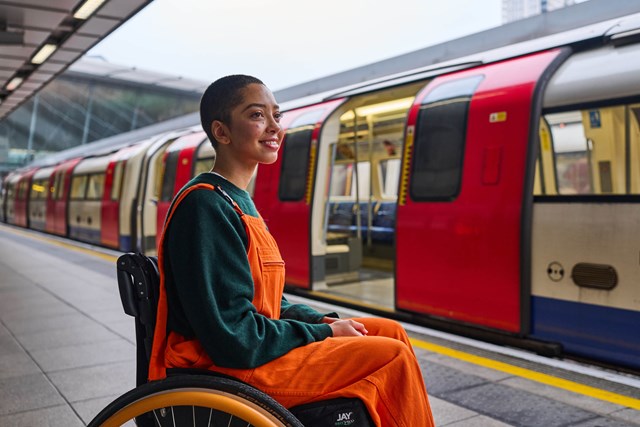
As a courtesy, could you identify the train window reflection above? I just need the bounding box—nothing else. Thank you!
[539,104,640,195]
[160,152,179,202]
[279,128,313,201]
[410,97,469,200]
[86,174,105,199]
[30,181,46,200]
[71,175,88,199]
[380,159,401,198]
[111,162,123,201]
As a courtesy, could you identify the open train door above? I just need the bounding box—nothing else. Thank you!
[396,49,569,334]
[253,100,344,289]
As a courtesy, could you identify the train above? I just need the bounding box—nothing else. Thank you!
[2,13,640,371]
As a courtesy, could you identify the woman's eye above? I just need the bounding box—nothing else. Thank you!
[274,112,283,122]
[251,111,264,119]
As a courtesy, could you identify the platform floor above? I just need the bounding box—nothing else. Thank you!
[1,223,639,426]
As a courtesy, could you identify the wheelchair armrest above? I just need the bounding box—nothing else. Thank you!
[117,254,141,317]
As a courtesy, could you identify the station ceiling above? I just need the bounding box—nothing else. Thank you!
[0,0,153,120]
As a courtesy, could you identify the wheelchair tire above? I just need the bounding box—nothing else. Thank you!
[88,374,303,427]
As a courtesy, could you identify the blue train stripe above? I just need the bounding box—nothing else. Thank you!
[531,296,640,369]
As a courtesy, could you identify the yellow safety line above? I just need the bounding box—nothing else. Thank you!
[1,224,119,263]
[410,338,640,410]
[4,225,638,411]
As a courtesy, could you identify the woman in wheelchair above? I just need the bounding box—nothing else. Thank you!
[148,75,435,427]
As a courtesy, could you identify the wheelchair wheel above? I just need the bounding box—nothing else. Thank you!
[88,375,303,427]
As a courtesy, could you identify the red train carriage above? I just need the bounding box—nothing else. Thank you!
[156,131,211,248]
[12,168,38,228]
[47,157,82,236]
[28,165,55,231]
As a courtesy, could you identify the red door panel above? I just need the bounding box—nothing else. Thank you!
[396,49,564,333]
[101,159,123,249]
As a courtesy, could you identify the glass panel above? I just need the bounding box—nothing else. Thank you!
[410,99,469,200]
[86,174,105,199]
[70,175,88,199]
[542,104,640,196]
[30,180,46,200]
[160,152,179,202]
[380,158,401,198]
[54,171,65,200]
[111,162,124,201]
[194,157,214,177]
[279,128,312,201]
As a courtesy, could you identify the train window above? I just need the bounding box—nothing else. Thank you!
[30,180,46,200]
[279,127,313,201]
[86,174,105,199]
[410,76,482,200]
[70,175,88,199]
[329,161,371,199]
[540,103,640,196]
[53,171,65,200]
[194,157,214,177]
[380,159,401,198]
[160,152,179,202]
[111,162,124,201]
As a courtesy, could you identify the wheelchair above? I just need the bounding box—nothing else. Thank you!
[88,253,373,427]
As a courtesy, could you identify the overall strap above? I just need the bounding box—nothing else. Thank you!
[149,183,214,380]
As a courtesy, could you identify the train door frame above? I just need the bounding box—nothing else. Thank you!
[48,157,82,236]
[14,168,38,228]
[306,85,425,306]
[253,100,345,289]
[29,165,55,231]
[395,48,570,333]
[3,171,21,225]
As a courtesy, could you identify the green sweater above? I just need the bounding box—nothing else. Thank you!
[164,173,333,369]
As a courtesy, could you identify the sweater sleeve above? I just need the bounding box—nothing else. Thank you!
[280,296,339,323]
[166,188,332,369]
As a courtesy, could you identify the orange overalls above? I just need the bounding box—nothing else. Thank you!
[149,184,435,427]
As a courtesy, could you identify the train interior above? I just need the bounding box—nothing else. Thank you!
[309,82,427,310]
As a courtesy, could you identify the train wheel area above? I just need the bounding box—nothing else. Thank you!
[1,223,639,427]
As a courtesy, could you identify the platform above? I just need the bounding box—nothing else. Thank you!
[0,222,639,426]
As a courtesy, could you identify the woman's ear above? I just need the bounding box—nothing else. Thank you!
[212,120,231,145]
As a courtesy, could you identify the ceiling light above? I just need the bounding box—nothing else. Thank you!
[73,0,107,20]
[355,97,415,117]
[339,97,415,121]
[31,44,58,64]
[6,77,24,91]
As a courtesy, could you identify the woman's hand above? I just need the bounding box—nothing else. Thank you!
[328,319,368,337]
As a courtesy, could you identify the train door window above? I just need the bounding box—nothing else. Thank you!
[380,158,401,198]
[279,127,313,201]
[541,103,640,195]
[86,174,105,199]
[194,157,214,176]
[71,175,88,199]
[111,162,124,201]
[30,180,46,200]
[52,171,63,200]
[410,75,483,201]
[160,152,179,202]
[6,183,14,200]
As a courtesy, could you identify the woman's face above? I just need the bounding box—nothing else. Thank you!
[223,83,284,166]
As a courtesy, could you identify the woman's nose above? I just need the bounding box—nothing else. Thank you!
[267,116,282,133]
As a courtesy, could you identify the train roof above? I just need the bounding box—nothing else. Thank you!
[15,7,640,174]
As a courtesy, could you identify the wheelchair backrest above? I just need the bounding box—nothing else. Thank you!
[116,252,160,384]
